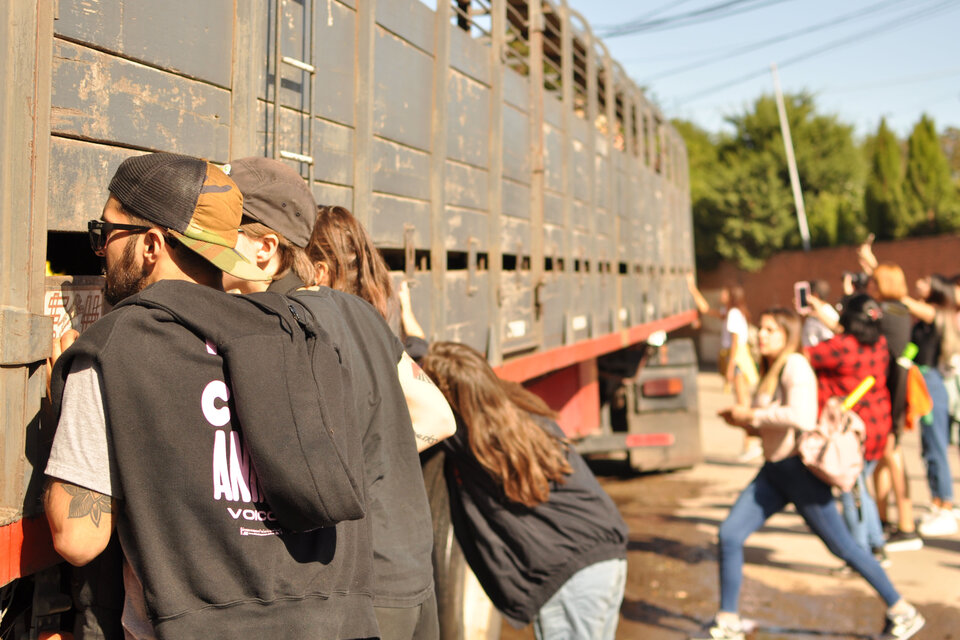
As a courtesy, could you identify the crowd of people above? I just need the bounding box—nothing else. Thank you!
[38,150,953,640]
[43,153,628,640]
[687,242,960,640]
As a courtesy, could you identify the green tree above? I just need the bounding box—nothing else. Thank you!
[672,119,724,269]
[864,119,907,239]
[675,92,865,271]
[905,114,959,234]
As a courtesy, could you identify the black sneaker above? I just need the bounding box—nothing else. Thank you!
[881,607,925,639]
[885,529,923,552]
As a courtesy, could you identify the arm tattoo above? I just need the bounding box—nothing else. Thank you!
[62,484,112,528]
[415,432,439,445]
[411,361,432,384]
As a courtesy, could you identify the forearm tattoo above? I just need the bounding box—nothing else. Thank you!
[415,432,439,445]
[63,484,112,527]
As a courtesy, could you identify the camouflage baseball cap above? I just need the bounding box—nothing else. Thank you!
[108,152,267,281]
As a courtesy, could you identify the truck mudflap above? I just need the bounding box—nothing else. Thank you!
[593,337,702,472]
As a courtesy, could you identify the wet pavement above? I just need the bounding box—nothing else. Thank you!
[501,372,960,640]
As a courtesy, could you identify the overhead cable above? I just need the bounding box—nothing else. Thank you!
[677,0,960,104]
[599,0,796,38]
[643,0,910,82]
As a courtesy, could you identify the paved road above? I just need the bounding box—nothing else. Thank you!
[502,372,960,639]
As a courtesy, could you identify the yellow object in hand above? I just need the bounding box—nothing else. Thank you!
[842,376,875,411]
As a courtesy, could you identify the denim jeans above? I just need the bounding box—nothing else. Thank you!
[533,558,627,640]
[920,367,954,502]
[717,456,900,613]
[840,459,886,551]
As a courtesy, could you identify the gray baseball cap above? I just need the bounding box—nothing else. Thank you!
[225,157,316,248]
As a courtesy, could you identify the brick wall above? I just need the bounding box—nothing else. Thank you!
[691,233,960,364]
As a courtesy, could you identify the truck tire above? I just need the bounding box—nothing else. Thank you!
[422,451,501,640]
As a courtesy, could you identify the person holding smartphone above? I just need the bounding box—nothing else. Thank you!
[798,279,837,347]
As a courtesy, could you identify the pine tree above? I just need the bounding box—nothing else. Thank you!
[905,115,959,234]
[864,119,907,239]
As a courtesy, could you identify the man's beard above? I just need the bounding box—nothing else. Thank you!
[104,236,149,305]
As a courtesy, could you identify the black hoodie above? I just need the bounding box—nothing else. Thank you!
[50,280,377,640]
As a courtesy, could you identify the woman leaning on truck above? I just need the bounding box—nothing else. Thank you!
[419,341,628,640]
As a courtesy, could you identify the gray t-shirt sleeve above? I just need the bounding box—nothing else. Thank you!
[45,355,122,499]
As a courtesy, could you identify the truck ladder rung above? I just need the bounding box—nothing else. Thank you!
[279,150,315,164]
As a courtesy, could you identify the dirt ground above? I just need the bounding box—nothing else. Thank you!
[500,373,960,640]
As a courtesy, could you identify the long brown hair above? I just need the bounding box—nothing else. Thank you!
[420,342,572,508]
[306,205,393,319]
[755,307,802,398]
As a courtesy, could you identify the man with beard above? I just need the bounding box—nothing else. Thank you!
[44,153,378,640]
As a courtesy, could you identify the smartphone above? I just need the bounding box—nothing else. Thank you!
[794,281,811,312]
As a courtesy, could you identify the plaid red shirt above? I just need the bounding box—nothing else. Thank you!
[807,334,891,462]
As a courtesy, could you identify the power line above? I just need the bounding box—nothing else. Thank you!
[677,0,960,104]
[823,66,960,94]
[599,0,796,38]
[642,0,910,82]
[629,0,701,24]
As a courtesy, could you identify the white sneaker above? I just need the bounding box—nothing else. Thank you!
[881,606,925,639]
[918,507,958,537]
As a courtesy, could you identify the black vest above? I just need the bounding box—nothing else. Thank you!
[51,281,377,640]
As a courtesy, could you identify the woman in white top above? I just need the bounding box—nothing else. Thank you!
[687,276,757,407]
[706,307,923,640]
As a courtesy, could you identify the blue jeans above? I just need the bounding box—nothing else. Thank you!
[718,456,900,613]
[920,367,954,502]
[533,558,627,640]
[840,459,886,551]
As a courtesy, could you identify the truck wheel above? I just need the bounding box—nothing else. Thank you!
[422,451,501,640]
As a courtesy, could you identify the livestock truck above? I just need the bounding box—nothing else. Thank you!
[0,0,700,637]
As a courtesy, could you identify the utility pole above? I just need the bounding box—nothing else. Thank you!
[771,63,811,252]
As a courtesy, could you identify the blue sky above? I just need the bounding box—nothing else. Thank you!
[563,0,960,138]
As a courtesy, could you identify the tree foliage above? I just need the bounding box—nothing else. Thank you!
[674,92,865,271]
[864,119,907,240]
[905,115,959,234]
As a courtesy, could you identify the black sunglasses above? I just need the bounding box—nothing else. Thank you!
[87,219,153,254]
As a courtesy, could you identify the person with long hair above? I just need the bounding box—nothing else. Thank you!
[307,204,399,327]
[710,308,922,640]
[900,273,959,537]
[419,342,629,640]
[686,275,758,406]
[808,294,892,567]
[865,262,922,551]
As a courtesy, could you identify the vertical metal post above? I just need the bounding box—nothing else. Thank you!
[487,0,506,362]
[527,0,545,349]
[430,0,451,345]
[352,0,376,227]
[771,63,811,252]
[230,0,264,159]
[307,0,317,188]
[272,0,282,159]
[0,0,55,517]
[602,56,617,332]
[584,32,597,335]
[559,3,573,343]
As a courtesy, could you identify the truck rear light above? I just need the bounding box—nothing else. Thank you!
[641,377,684,397]
[625,433,676,448]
